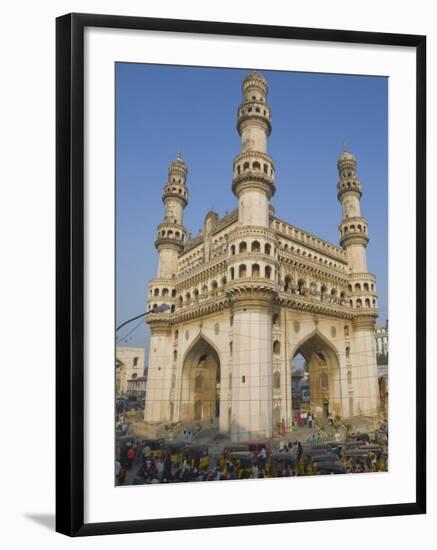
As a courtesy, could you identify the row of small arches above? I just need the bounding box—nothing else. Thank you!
[338,179,360,191]
[283,277,347,302]
[350,298,377,308]
[177,278,227,308]
[238,104,270,119]
[340,223,367,236]
[229,263,273,280]
[165,184,187,197]
[275,224,345,259]
[348,282,375,292]
[230,240,272,256]
[235,161,273,177]
[158,229,185,240]
[281,243,342,270]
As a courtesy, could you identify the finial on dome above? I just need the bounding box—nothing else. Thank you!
[177,149,182,160]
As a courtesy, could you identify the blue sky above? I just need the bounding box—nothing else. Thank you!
[116,64,388,351]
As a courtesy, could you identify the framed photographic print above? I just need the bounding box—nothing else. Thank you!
[56,13,426,536]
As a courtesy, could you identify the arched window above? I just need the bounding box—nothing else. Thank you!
[346,346,350,358]
[162,288,169,297]
[193,288,199,300]
[284,275,291,292]
[364,282,369,291]
[230,315,234,327]
[264,243,271,255]
[320,372,329,390]
[356,298,362,308]
[243,162,250,170]
[365,298,371,307]
[251,263,260,278]
[171,304,175,312]
[239,264,247,278]
[273,371,280,389]
[251,241,261,253]
[171,289,176,297]
[239,241,247,253]
[178,296,183,308]
[354,283,361,292]
[230,267,235,280]
[230,245,236,255]
[185,292,191,303]
[344,325,349,337]
[297,279,305,294]
[265,265,272,279]
[154,288,159,296]
[263,164,268,174]
[173,350,178,361]
[253,161,261,170]
[229,340,233,355]
[321,285,328,301]
[174,330,179,340]
[195,374,204,392]
[211,280,218,295]
[349,299,353,308]
[273,340,280,354]
[272,313,279,326]
[221,276,227,286]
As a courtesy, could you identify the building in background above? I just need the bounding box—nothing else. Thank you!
[375,321,388,411]
[116,346,145,395]
[144,71,381,441]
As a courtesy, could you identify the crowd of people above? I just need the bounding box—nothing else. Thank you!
[115,434,387,485]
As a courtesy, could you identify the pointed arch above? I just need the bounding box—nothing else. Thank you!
[291,328,341,365]
[180,332,222,423]
[182,331,221,367]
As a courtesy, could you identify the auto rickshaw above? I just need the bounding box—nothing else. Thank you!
[226,452,254,479]
[268,452,297,476]
[312,461,346,475]
[220,444,250,469]
[142,438,165,459]
[184,444,209,470]
[240,440,270,458]
[165,442,186,466]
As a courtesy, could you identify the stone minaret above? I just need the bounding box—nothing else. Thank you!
[144,154,188,423]
[155,153,188,279]
[337,147,369,273]
[232,71,275,227]
[337,147,380,416]
[228,72,277,440]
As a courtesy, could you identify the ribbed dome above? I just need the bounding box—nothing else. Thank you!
[242,70,268,93]
[168,151,187,174]
[338,146,356,164]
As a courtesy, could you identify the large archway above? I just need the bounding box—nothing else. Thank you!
[291,331,342,419]
[180,335,221,423]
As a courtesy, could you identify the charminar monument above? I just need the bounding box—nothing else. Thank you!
[144,71,380,441]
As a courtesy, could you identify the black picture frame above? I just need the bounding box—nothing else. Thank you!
[56,12,426,537]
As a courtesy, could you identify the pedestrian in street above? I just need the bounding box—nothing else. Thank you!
[257,447,267,469]
[297,441,303,461]
[127,445,136,468]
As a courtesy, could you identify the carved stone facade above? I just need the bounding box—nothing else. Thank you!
[144,71,381,441]
[116,346,145,395]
